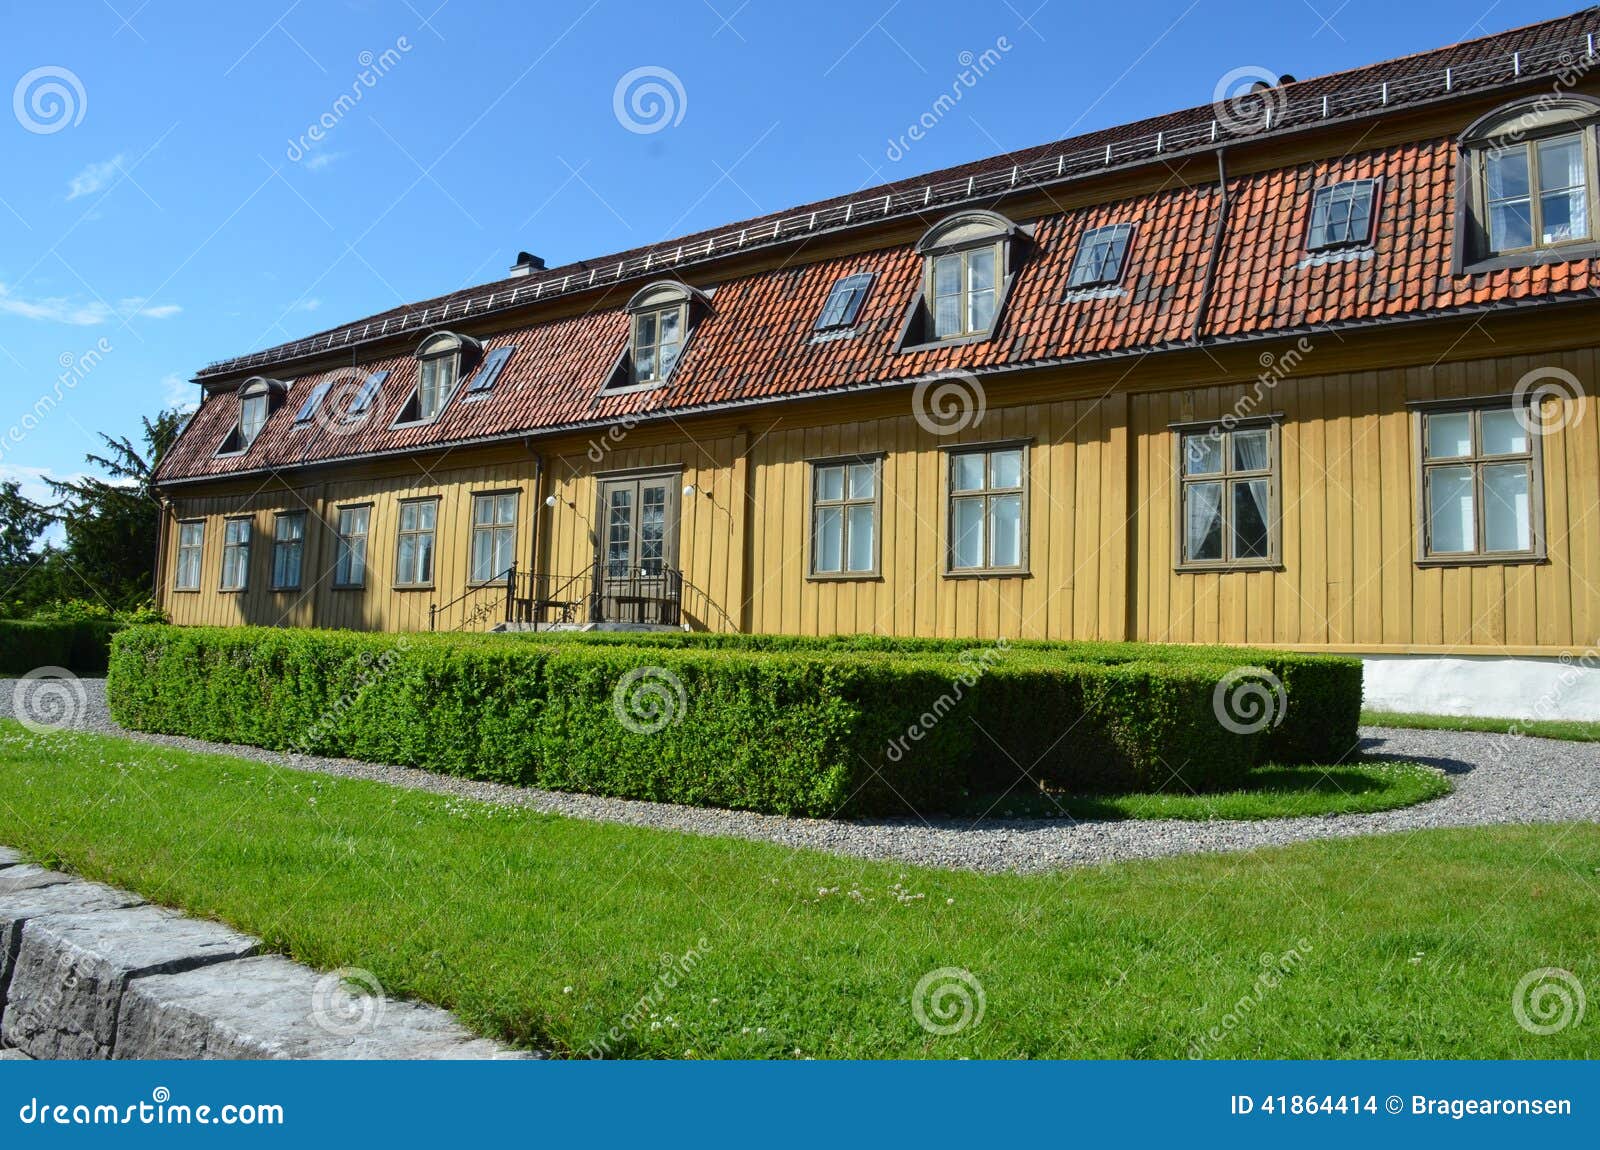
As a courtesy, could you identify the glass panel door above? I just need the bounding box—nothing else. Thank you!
[596,475,678,623]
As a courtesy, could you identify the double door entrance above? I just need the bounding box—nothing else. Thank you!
[595,473,681,625]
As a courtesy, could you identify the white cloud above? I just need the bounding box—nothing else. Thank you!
[66,155,127,201]
[160,372,199,413]
[303,151,344,172]
[286,298,321,312]
[0,283,181,326]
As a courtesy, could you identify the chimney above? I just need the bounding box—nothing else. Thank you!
[508,251,546,278]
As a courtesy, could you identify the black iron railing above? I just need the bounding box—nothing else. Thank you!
[429,562,683,631]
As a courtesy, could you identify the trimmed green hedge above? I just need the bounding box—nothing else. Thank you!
[104,626,1361,816]
[0,620,123,675]
[503,630,1361,766]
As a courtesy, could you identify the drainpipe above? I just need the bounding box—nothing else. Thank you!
[1191,148,1231,342]
[526,444,544,629]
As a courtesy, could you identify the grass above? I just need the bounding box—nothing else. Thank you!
[968,762,1450,821]
[0,720,1594,1059]
[1363,709,1600,743]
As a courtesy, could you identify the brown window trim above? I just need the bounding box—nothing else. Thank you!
[1410,396,1546,566]
[268,510,307,592]
[942,439,1030,578]
[467,489,520,588]
[806,453,885,581]
[172,517,205,593]
[331,501,373,590]
[217,514,253,594]
[1171,417,1283,574]
[393,495,440,591]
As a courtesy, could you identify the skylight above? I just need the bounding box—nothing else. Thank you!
[465,345,515,393]
[815,272,874,331]
[1307,179,1379,250]
[347,370,388,417]
[294,381,333,424]
[1066,223,1133,289]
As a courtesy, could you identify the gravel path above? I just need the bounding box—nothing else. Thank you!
[3,678,1597,874]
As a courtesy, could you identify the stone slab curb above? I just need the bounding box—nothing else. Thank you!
[0,856,527,1061]
[3,904,259,1059]
[117,955,525,1060]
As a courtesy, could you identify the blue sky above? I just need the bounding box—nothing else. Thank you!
[0,0,1577,511]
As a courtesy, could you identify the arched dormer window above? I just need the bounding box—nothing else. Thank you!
[605,280,710,392]
[1455,94,1600,273]
[395,331,481,425]
[216,377,286,456]
[897,210,1023,352]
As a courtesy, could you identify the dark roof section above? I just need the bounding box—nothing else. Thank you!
[195,7,1600,382]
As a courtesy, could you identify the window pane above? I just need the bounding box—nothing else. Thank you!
[1425,412,1473,459]
[846,463,875,499]
[1232,479,1271,559]
[1482,463,1532,552]
[989,449,1023,489]
[813,506,842,573]
[1486,148,1530,200]
[397,535,416,583]
[1538,135,1584,191]
[952,496,984,568]
[1183,433,1223,475]
[417,533,434,583]
[1427,466,1475,554]
[635,312,656,348]
[399,502,418,532]
[988,493,1022,568]
[1489,199,1533,251]
[816,465,844,502]
[657,339,681,379]
[933,253,961,296]
[952,453,985,492]
[497,495,517,524]
[934,294,961,338]
[418,501,436,530]
[472,529,495,582]
[1232,429,1270,471]
[846,504,875,572]
[1541,188,1588,244]
[1184,482,1224,561]
[1480,408,1529,455]
[967,247,996,291]
[658,307,681,343]
[967,288,996,333]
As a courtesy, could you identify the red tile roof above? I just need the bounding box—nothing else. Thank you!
[157,8,1600,484]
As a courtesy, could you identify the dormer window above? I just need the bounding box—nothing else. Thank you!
[633,304,683,384]
[1306,180,1378,251]
[1066,223,1134,288]
[395,332,480,426]
[241,391,268,442]
[606,281,708,392]
[897,210,1020,351]
[216,377,284,455]
[1457,95,1600,272]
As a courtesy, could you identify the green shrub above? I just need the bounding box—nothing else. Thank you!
[0,619,124,675]
[105,626,1360,815]
[504,631,1361,765]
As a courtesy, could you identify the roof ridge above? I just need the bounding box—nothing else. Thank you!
[196,6,1599,381]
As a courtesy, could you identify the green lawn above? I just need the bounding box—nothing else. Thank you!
[1363,709,1600,743]
[0,720,1594,1059]
[971,762,1449,820]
